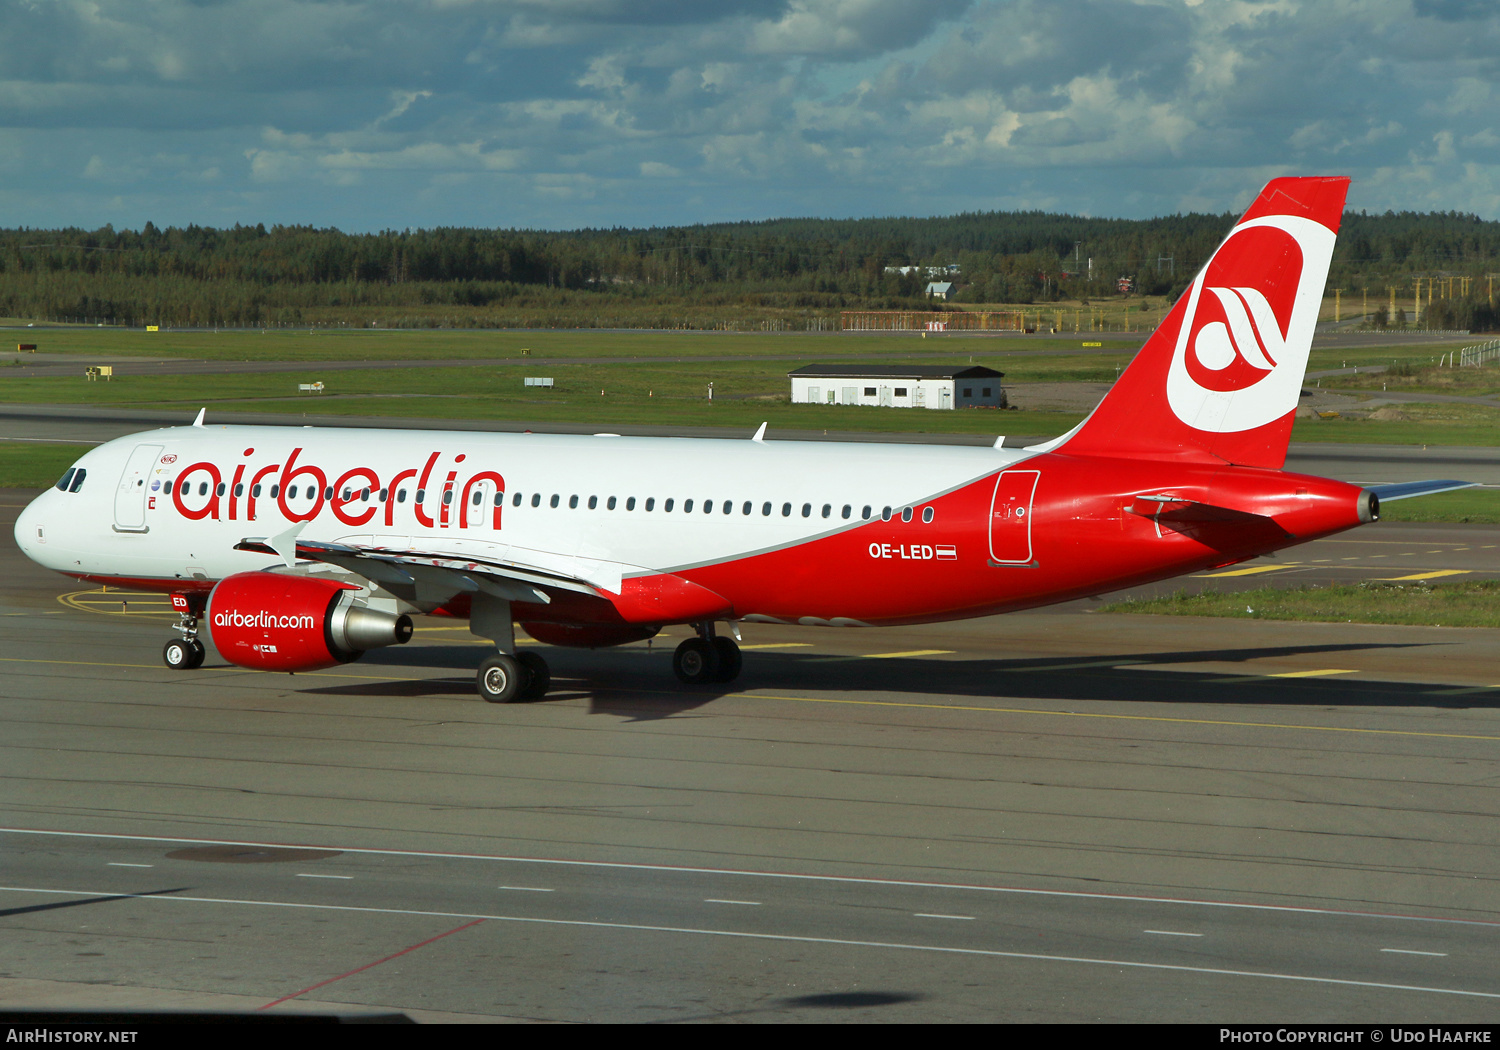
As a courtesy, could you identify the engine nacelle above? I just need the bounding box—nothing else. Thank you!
[208,571,413,672]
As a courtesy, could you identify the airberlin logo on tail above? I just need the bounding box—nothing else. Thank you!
[1165,215,1336,434]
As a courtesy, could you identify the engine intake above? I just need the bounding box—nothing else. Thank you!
[208,571,413,672]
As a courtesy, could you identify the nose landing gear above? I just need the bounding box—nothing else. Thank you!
[163,593,206,670]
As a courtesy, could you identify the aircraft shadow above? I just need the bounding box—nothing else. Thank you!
[294,639,1500,718]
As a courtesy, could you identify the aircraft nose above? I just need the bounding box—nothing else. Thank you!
[13,491,48,558]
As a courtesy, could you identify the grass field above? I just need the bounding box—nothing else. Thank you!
[1,326,1495,446]
[1100,579,1500,628]
[0,444,91,488]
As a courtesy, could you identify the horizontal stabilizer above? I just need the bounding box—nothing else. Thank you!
[1128,494,1276,525]
[1367,480,1477,503]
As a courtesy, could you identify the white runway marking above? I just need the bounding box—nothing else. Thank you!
[296,873,353,880]
[2,884,1495,1002]
[1145,930,1203,937]
[106,863,153,868]
[498,886,554,893]
[915,913,974,921]
[8,828,1499,930]
[705,899,761,906]
[1382,949,1449,957]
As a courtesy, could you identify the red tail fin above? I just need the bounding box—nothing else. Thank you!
[1051,176,1349,469]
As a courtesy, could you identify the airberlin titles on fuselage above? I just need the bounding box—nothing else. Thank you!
[168,447,505,530]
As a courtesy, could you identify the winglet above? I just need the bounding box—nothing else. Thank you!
[192,408,206,428]
[993,435,1006,449]
[751,422,767,443]
[268,521,306,569]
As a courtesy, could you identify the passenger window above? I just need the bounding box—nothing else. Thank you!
[627,497,636,510]
[216,483,226,497]
[252,484,262,498]
[702,500,712,514]
[607,496,616,510]
[164,480,174,495]
[842,505,851,519]
[377,488,386,502]
[235,484,244,498]
[665,498,674,512]
[472,491,483,506]
[587,495,597,509]
[493,492,503,506]
[724,501,733,515]
[531,493,540,507]
[569,495,579,509]
[512,492,522,507]
[416,488,426,503]
[396,489,406,503]
[646,497,655,511]
[901,507,913,523]
[802,503,811,517]
[762,502,772,516]
[782,503,791,517]
[861,505,871,520]
[821,504,831,518]
[342,488,352,500]
[324,487,334,500]
[550,494,560,508]
[923,507,934,523]
[882,506,892,521]
[684,499,694,513]
[443,491,453,505]
[271,484,280,498]
[199,482,209,496]
[742,501,751,515]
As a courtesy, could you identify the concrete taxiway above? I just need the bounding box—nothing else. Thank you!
[3,490,1500,1022]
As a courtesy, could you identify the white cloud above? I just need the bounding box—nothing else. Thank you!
[0,0,1498,230]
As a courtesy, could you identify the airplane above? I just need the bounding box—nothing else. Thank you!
[12,177,1472,703]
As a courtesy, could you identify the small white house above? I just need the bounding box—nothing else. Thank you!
[788,364,1006,410]
[925,281,955,301]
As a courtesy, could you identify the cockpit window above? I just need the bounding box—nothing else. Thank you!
[70,468,86,492]
[54,467,87,493]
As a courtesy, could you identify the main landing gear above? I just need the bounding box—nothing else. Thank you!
[672,623,742,685]
[163,595,206,670]
[476,651,551,704]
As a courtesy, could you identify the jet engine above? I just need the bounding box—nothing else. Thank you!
[207,571,413,672]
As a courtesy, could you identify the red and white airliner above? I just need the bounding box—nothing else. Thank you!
[12,178,1469,702]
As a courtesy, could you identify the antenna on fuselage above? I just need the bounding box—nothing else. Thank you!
[192,408,206,427]
[993,435,1006,449]
[751,422,767,443]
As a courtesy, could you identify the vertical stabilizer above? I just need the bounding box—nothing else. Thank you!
[1052,176,1349,469]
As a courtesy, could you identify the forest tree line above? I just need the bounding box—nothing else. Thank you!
[1,207,1496,329]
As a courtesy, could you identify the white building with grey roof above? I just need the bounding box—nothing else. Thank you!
[787,364,1006,410]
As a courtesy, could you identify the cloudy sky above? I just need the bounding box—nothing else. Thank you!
[3,0,1498,232]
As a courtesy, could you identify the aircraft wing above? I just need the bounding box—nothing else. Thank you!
[232,534,605,607]
[1366,480,1477,503]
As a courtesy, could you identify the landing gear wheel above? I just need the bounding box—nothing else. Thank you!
[711,637,742,682]
[673,638,721,685]
[518,652,551,700]
[163,638,204,670]
[477,654,526,703]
